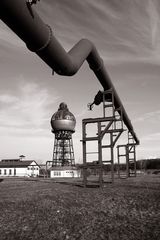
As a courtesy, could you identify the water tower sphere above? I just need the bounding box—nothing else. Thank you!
[51,102,76,132]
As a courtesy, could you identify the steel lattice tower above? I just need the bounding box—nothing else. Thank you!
[51,103,76,167]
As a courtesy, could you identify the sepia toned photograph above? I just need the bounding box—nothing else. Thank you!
[0,0,160,239]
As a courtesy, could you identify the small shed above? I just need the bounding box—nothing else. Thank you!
[50,166,81,178]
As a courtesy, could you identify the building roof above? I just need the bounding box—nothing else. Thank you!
[0,160,39,168]
[1,159,20,162]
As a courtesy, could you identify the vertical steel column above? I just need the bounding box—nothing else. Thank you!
[117,144,129,178]
[134,145,137,177]
[98,122,103,187]
[110,132,114,183]
[82,121,87,187]
[117,146,120,178]
[127,131,137,177]
[126,144,129,177]
[103,89,123,183]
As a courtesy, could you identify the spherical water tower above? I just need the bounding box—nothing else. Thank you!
[51,102,76,166]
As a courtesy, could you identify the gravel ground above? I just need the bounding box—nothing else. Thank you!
[0,175,160,240]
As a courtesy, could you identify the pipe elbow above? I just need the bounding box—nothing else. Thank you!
[55,38,94,76]
[64,61,80,76]
[54,59,79,76]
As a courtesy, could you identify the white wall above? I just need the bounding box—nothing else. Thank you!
[0,164,40,177]
[50,169,81,178]
[27,165,40,177]
[0,167,27,177]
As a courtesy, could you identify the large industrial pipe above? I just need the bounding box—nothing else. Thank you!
[0,0,139,144]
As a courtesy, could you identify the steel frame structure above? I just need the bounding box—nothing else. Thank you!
[52,131,75,167]
[82,89,124,187]
[117,132,137,178]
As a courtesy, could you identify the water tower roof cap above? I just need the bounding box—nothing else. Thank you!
[58,102,68,111]
[51,102,76,122]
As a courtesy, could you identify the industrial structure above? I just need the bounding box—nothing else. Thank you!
[0,0,139,185]
[51,102,76,167]
[82,90,138,186]
[47,102,81,178]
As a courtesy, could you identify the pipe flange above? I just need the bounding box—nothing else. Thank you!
[26,25,52,53]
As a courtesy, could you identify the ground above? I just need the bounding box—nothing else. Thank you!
[0,175,160,240]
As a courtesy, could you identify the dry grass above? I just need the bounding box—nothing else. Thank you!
[0,175,160,240]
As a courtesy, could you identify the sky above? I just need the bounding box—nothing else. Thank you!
[0,0,160,163]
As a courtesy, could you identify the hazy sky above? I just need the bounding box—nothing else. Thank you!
[0,0,160,163]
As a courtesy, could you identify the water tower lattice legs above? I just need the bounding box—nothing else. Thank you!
[52,137,75,166]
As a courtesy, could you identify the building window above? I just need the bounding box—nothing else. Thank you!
[54,171,61,176]
[9,169,12,175]
[14,168,16,176]
[4,169,7,175]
